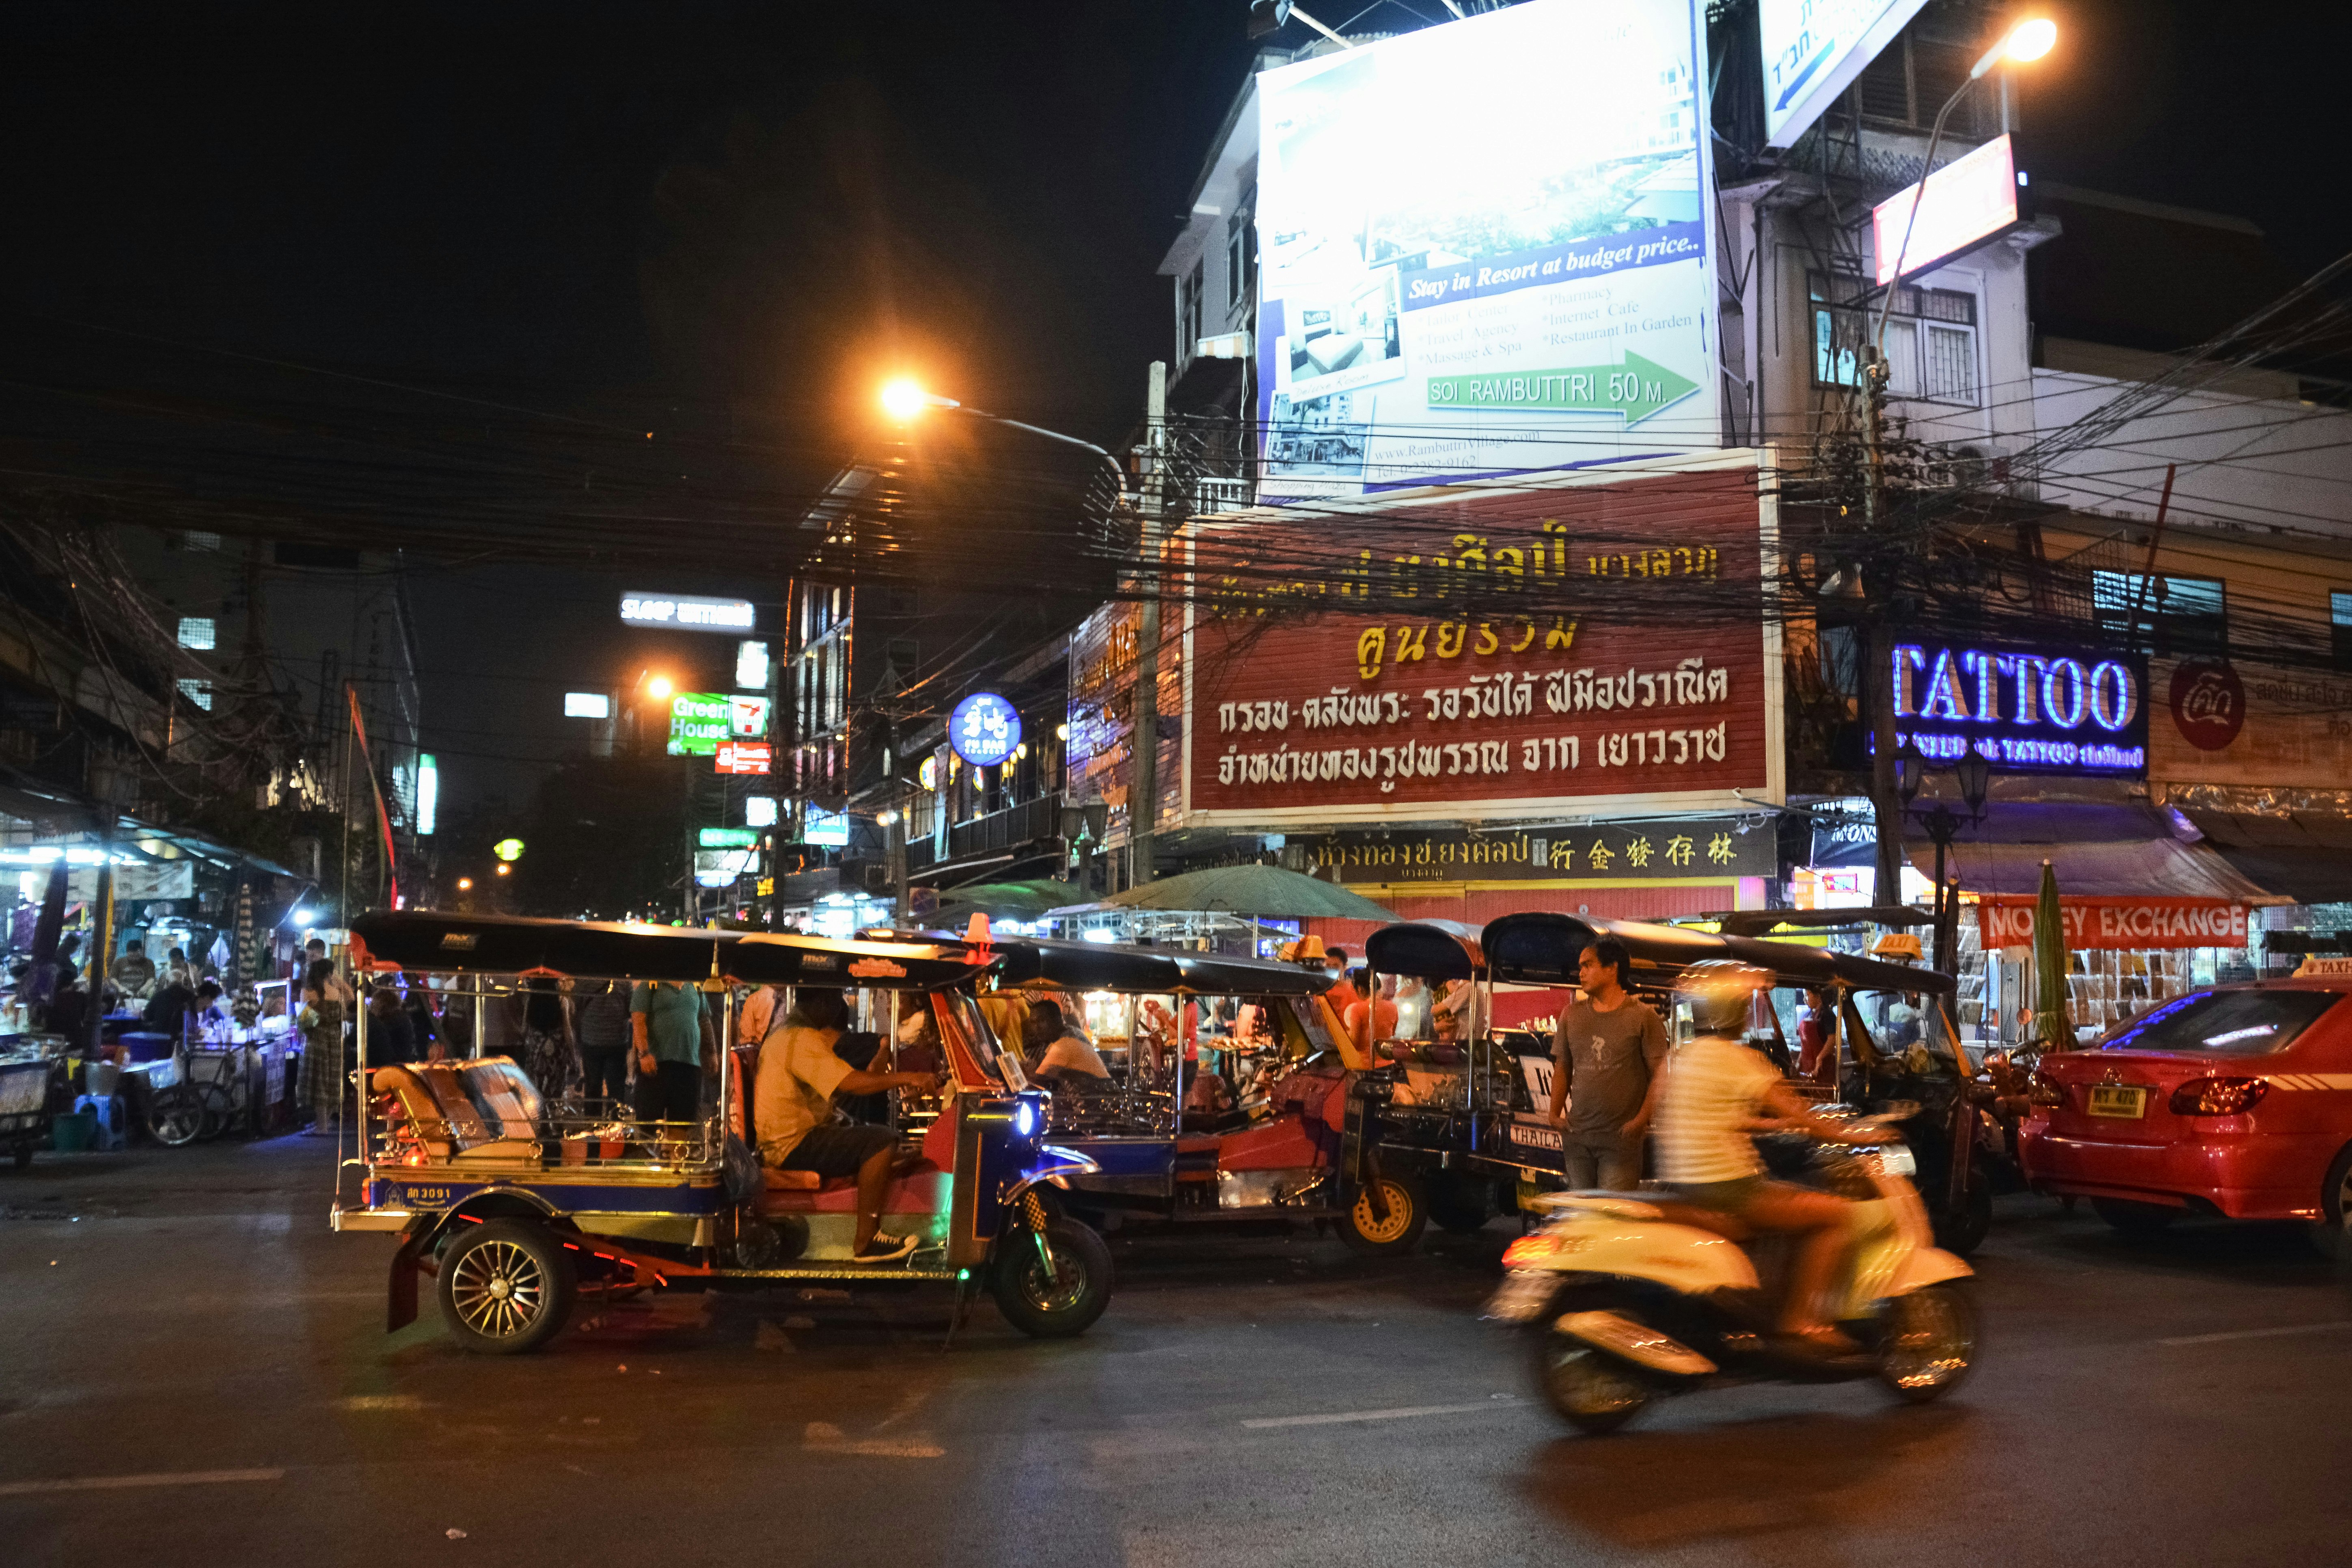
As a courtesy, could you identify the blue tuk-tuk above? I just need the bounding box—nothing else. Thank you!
[330,912,1111,1353]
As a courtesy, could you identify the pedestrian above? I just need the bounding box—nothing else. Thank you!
[573,979,634,1116]
[363,982,414,1065]
[162,946,192,990]
[630,979,714,1128]
[297,961,347,1132]
[514,977,576,1102]
[401,976,442,1062]
[1547,936,1670,1191]
[1795,987,1838,1081]
[1343,971,1398,1058]
[110,938,157,998]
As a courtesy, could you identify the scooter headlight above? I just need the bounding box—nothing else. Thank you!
[1875,1142,1917,1178]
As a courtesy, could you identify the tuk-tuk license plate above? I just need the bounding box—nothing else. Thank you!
[2088,1084,2150,1119]
[1485,1270,1558,1323]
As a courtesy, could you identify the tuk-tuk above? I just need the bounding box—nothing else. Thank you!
[330,912,1112,1353]
[954,934,1428,1255]
[1478,911,1987,1252]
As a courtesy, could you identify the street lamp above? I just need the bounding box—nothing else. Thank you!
[1873,16,2057,345]
[1901,744,1995,975]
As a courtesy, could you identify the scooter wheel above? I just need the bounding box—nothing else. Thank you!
[1878,1283,1979,1404]
[1532,1330,1651,1435]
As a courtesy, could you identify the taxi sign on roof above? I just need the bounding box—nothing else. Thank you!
[2292,954,2352,978]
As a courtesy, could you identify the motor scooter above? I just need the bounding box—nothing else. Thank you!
[1483,1108,1978,1434]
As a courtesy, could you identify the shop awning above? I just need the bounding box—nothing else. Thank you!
[2177,809,2352,906]
[1905,802,2274,901]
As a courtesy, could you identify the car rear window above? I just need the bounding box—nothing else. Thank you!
[2100,988,2343,1056]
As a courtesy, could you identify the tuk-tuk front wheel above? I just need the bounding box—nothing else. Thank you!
[1338,1175,1426,1257]
[436,1219,576,1355]
[991,1217,1112,1339]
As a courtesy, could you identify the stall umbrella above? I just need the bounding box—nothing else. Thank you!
[2033,859,2075,1050]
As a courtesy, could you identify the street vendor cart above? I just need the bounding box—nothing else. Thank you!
[331,911,1112,1353]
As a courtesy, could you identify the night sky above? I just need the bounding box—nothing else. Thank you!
[4,0,2347,816]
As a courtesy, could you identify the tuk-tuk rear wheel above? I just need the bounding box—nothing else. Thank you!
[991,1217,1112,1339]
[436,1219,576,1355]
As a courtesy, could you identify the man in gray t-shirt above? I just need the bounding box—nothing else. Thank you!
[1547,936,1670,1190]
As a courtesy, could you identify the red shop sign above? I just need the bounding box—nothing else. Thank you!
[1179,457,1780,827]
[1977,896,2248,951]
[715,742,772,776]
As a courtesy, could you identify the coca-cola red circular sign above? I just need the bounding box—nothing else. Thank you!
[2169,658,2245,751]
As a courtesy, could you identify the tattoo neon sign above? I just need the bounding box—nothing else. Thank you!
[1890,643,2147,776]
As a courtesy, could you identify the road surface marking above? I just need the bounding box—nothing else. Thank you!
[1243,1400,1517,1429]
[2160,1320,2352,1347]
[0,1469,285,1498]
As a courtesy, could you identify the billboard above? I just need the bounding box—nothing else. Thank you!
[1760,0,1934,149]
[714,742,771,776]
[620,593,756,632]
[1891,639,2147,777]
[1180,452,1780,826]
[1872,134,2020,285]
[1253,0,1716,501]
[1311,818,1775,884]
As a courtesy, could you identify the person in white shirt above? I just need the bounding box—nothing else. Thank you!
[1653,961,1891,1353]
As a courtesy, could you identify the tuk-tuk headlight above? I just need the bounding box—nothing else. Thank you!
[1012,1097,1042,1140]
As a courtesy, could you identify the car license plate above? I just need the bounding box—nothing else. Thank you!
[2087,1084,2149,1119]
[1484,1270,1557,1323]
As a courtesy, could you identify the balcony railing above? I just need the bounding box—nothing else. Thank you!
[947,793,1063,865]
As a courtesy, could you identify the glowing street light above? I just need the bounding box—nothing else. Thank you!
[880,377,958,422]
[646,675,673,701]
[456,876,473,891]
[1980,16,2056,73]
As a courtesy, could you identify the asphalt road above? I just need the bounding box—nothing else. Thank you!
[3,1137,2349,1567]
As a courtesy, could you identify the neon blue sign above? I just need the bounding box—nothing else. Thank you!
[949,692,1023,769]
[1891,643,2147,776]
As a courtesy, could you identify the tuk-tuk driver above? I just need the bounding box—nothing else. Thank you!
[755,987,941,1263]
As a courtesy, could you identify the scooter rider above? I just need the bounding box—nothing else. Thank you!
[1652,960,1892,1354]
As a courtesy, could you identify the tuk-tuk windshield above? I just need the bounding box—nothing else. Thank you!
[935,987,1004,1078]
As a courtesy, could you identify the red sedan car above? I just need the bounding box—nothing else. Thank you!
[2020,970,2352,1234]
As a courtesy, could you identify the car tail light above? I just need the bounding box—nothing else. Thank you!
[2169,1076,2269,1116]
[2028,1072,2066,1108]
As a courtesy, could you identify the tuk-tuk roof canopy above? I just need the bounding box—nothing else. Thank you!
[1363,919,1485,981]
[347,912,991,991]
[899,932,1334,998]
[1480,912,1956,997]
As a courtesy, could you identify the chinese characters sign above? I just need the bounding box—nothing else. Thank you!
[1314,818,1773,885]
[1180,455,1780,826]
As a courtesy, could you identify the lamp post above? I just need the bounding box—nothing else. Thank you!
[1898,746,1992,976]
[1861,16,2054,941]
[879,379,1150,884]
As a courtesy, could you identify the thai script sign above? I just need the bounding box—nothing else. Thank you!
[1180,454,1780,826]
[1892,640,2147,777]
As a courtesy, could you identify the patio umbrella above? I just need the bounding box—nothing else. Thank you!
[928,879,1076,924]
[1099,863,1398,922]
[2032,858,2074,1050]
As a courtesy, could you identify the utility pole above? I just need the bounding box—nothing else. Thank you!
[1129,361,1166,888]
[885,714,909,925]
[1861,347,1906,915]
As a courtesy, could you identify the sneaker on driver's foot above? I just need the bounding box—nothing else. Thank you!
[853,1232,918,1263]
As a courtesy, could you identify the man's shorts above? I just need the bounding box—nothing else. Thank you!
[775,1124,897,1177]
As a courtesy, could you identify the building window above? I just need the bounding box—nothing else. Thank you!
[2093,571,2228,656]
[176,617,216,650]
[1811,272,1979,407]
[179,530,221,552]
[2332,591,2352,669]
[887,637,919,674]
[177,678,214,711]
